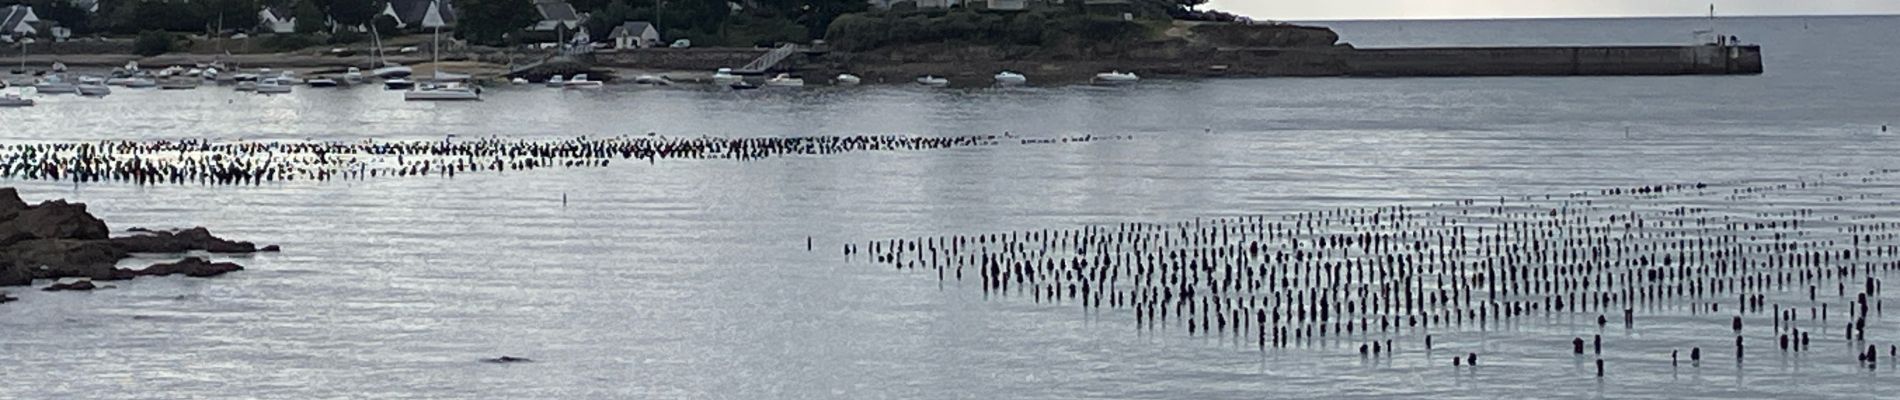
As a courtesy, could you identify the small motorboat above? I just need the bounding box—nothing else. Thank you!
[562,74,604,89]
[342,67,365,84]
[306,77,340,87]
[994,71,1028,86]
[632,75,672,86]
[383,78,416,90]
[256,77,294,94]
[835,74,862,86]
[234,81,258,91]
[404,82,482,101]
[77,83,111,96]
[77,76,105,85]
[372,65,413,79]
[34,76,77,94]
[712,68,743,86]
[765,73,804,87]
[510,77,529,85]
[118,78,158,88]
[0,93,33,107]
[916,75,949,88]
[158,79,200,90]
[545,75,566,87]
[1092,71,1140,86]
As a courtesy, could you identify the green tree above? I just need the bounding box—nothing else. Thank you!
[328,0,379,28]
[293,0,325,33]
[453,0,537,45]
[582,0,632,41]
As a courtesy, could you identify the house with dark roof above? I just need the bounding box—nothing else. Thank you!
[609,21,658,49]
[529,0,584,32]
[1,5,40,38]
[381,0,455,30]
[258,7,296,34]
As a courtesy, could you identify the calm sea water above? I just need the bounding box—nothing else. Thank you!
[2,15,1898,399]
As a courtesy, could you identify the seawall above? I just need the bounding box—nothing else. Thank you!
[1337,45,1764,77]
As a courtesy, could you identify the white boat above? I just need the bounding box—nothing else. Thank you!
[77,76,105,85]
[994,71,1028,86]
[158,79,200,90]
[34,76,77,94]
[432,71,472,82]
[765,74,805,87]
[50,62,66,73]
[306,78,340,87]
[835,74,862,86]
[77,83,110,96]
[231,73,260,82]
[712,68,743,86]
[1092,71,1139,86]
[372,65,413,79]
[632,75,672,86]
[117,78,157,88]
[545,75,565,87]
[343,67,365,84]
[383,78,415,90]
[200,68,220,81]
[563,74,604,89]
[404,82,482,101]
[234,81,258,91]
[256,77,294,94]
[510,77,529,85]
[916,75,949,88]
[0,93,32,107]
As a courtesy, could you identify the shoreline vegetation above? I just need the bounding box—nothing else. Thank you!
[0,0,1365,85]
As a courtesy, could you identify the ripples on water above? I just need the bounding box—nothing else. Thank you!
[1,15,1898,399]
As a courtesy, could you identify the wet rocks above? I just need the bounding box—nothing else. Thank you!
[0,188,264,292]
[112,227,259,254]
[42,279,97,292]
[135,257,244,278]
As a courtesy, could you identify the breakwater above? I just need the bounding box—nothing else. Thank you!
[1338,45,1764,77]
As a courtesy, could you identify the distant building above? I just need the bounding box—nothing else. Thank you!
[381,0,456,30]
[66,0,98,14]
[914,0,951,8]
[258,7,296,34]
[1,5,39,38]
[609,21,659,49]
[986,0,1027,10]
[529,0,585,32]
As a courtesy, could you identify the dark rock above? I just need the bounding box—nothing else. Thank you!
[42,279,97,292]
[0,260,29,286]
[481,356,533,364]
[111,227,258,254]
[0,195,111,246]
[5,239,127,280]
[136,257,244,278]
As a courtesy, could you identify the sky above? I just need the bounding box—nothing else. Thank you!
[1204,0,1900,21]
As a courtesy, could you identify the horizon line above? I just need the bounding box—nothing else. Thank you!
[1272,12,1897,23]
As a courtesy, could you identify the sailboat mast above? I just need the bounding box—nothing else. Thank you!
[433,25,440,79]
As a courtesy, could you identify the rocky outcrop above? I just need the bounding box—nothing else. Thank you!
[1187,23,1342,49]
[0,188,267,300]
[114,227,259,253]
[42,279,97,292]
[135,257,244,278]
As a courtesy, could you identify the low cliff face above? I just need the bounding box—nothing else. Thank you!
[1182,23,1343,49]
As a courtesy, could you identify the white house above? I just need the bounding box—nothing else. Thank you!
[258,7,295,34]
[1,5,40,37]
[609,21,658,49]
[987,0,1026,10]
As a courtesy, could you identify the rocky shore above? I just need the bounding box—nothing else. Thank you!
[0,188,272,300]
